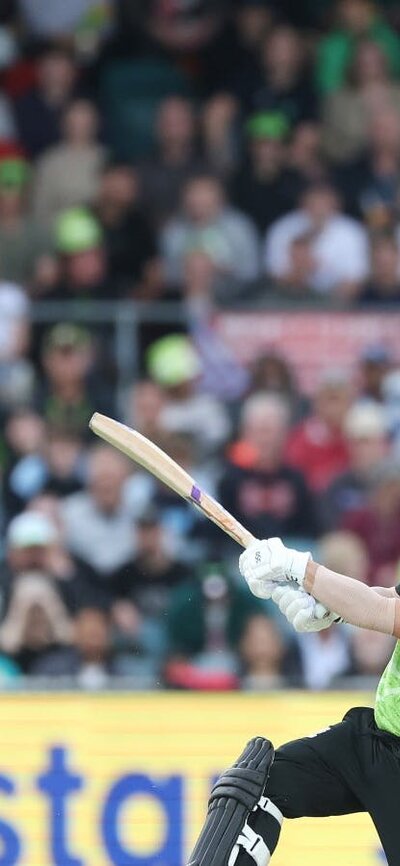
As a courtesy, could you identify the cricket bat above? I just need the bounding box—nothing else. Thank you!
[89,413,255,548]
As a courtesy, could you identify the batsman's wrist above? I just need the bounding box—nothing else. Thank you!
[303,558,318,593]
[287,549,312,586]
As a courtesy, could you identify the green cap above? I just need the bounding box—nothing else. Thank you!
[43,323,91,352]
[55,207,103,254]
[245,111,290,140]
[146,334,201,387]
[0,158,30,189]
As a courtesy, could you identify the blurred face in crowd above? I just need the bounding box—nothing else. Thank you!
[314,380,352,430]
[6,410,45,455]
[369,108,400,155]
[302,185,339,226]
[263,26,303,80]
[251,354,294,395]
[370,236,399,287]
[136,521,165,562]
[74,609,110,663]
[157,97,195,154]
[98,166,139,213]
[318,531,369,582]
[46,429,82,478]
[183,177,224,224]
[347,430,387,474]
[289,123,322,172]
[43,343,91,388]
[88,446,129,512]
[37,50,77,101]
[241,395,289,470]
[352,41,388,86]
[239,615,284,674]
[235,4,272,49]
[64,246,106,289]
[338,0,374,33]
[250,136,285,176]
[130,380,164,433]
[63,100,99,146]
[360,357,390,400]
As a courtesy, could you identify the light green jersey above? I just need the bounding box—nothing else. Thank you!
[374,640,400,736]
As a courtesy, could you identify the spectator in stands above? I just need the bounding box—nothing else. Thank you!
[0,280,34,410]
[41,207,111,300]
[264,181,368,298]
[146,334,231,458]
[357,232,400,304]
[161,174,260,290]
[2,509,86,601]
[316,0,400,94]
[0,571,73,675]
[1,510,58,587]
[111,507,189,677]
[250,26,317,124]
[4,423,86,518]
[139,97,207,227]
[93,163,161,298]
[0,156,52,286]
[239,614,286,690]
[287,370,352,492]
[249,352,309,424]
[322,40,400,164]
[288,122,327,185]
[342,456,400,585]
[219,393,318,540]
[61,444,135,589]
[337,107,400,227]
[165,563,268,690]
[2,411,46,518]
[323,402,388,528]
[32,100,106,224]
[31,607,119,688]
[358,344,392,403]
[38,323,110,435]
[231,111,304,234]
[13,45,79,158]
[127,379,165,441]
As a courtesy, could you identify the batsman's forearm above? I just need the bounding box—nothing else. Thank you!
[304,561,397,635]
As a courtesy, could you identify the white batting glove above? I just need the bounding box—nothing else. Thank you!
[271,584,340,633]
[239,538,311,600]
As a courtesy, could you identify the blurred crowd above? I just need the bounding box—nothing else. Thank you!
[0,0,400,689]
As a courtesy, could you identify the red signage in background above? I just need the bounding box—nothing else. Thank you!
[215,311,400,394]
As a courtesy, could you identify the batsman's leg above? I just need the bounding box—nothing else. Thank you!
[187,720,363,866]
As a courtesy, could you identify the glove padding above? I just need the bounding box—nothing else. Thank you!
[239,538,310,599]
[271,584,340,633]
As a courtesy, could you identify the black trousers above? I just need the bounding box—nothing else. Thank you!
[259,707,400,865]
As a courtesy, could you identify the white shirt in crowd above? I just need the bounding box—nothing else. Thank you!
[264,210,369,294]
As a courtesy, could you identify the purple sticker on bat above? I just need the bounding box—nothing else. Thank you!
[191,485,201,502]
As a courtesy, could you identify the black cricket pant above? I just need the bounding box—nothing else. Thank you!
[241,707,400,866]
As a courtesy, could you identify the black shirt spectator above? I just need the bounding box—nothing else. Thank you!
[231,112,304,233]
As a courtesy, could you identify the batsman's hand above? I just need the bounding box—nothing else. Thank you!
[271,585,340,633]
[239,537,311,598]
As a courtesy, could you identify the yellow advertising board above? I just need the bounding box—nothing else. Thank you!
[0,691,385,865]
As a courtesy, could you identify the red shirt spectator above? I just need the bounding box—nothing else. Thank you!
[286,372,352,491]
